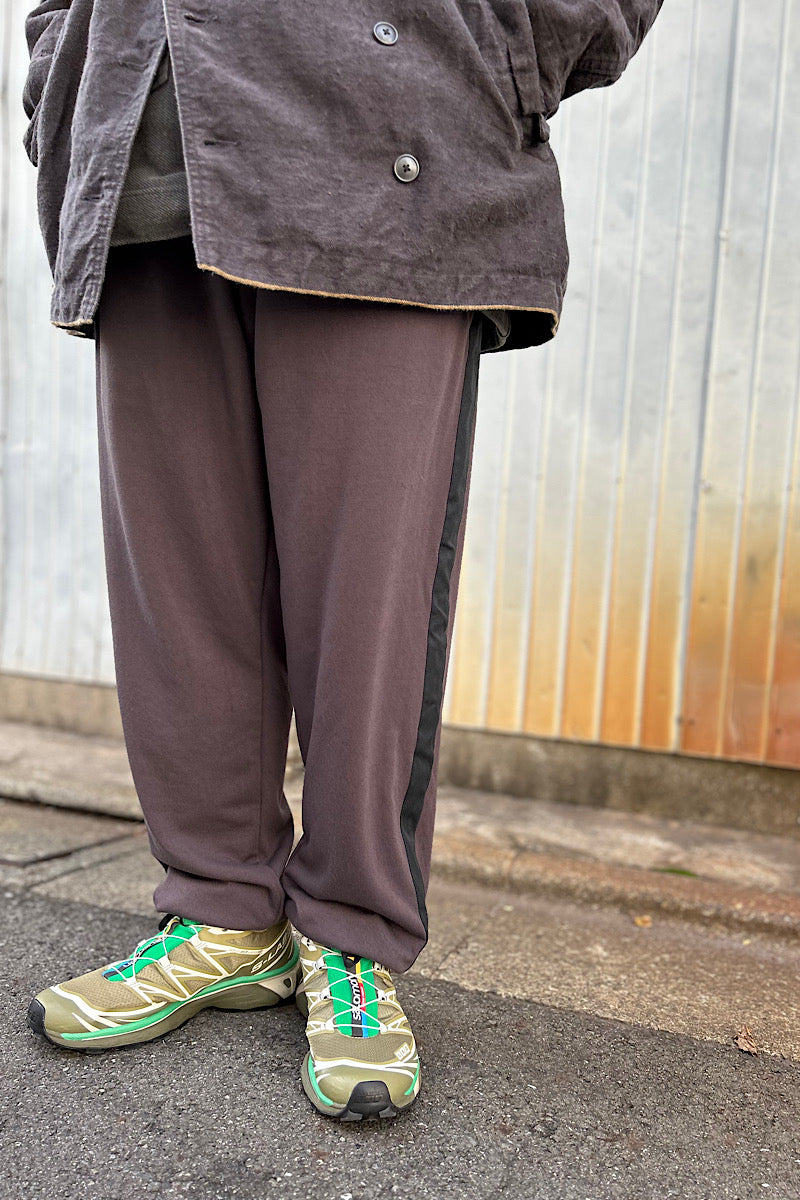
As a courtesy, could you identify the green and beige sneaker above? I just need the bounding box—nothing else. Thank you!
[294,933,421,1120]
[27,914,300,1052]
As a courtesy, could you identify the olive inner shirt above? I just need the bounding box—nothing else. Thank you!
[110,41,511,352]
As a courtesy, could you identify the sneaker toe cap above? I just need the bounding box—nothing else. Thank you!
[29,986,103,1039]
[307,1051,419,1110]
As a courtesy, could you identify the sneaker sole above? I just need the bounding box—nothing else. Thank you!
[300,1052,420,1121]
[28,961,301,1054]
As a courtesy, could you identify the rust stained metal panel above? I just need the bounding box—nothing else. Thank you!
[681,0,800,760]
[445,0,800,768]
[639,0,738,752]
[602,0,702,751]
[520,95,602,740]
[767,392,800,764]
[559,87,617,744]
[720,0,800,765]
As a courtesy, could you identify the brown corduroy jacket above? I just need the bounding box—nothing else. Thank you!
[21,0,664,353]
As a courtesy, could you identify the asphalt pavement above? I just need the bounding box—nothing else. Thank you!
[2,890,799,1200]
[1,718,799,1199]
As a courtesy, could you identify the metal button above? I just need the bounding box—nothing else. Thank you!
[373,21,398,44]
[393,153,419,182]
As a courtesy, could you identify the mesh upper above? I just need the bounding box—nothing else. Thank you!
[61,924,290,1012]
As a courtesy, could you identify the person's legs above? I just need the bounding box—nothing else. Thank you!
[30,237,483,1113]
[69,234,482,958]
[249,290,482,973]
[93,235,295,930]
[93,236,481,965]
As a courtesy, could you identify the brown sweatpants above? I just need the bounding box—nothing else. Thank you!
[94,234,483,973]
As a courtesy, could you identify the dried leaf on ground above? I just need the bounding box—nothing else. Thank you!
[633,914,652,928]
[734,1026,758,1055]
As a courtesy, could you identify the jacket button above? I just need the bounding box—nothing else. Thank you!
[373,21,398,44]
[393,153,419,182]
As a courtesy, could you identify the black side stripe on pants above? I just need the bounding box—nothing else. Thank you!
[400,312,484,940]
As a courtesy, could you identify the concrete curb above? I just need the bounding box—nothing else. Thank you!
[432,832,800,941]
[2,716,798,942]
[4,784,798,943]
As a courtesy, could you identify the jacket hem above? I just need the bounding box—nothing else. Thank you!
[196,260,561,323]
[50,254,564,348]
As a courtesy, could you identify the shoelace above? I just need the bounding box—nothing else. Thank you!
[310,964,395,999]
[300,937,398,1032]
[104,914,188,981]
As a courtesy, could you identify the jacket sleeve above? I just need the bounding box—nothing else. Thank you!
[21,0,72,164]
[527,0,665,119]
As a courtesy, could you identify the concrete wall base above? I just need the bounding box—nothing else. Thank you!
[0,674,124,738]
[0,673,305,760]
[438,726,800,840]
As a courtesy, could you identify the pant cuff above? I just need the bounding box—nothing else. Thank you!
[283,893,426,975]
[153,865,286,931]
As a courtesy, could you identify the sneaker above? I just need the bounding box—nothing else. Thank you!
[294,933,421,1120]
[28,914,300,1052]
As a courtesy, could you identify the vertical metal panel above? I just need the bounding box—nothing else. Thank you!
[637,0,739,752]
[767,377,800,761]
[1,0,115,686]
[2,0,800,767]
[683,0,800,760]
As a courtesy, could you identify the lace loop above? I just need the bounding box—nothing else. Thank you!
[105,915,186,981]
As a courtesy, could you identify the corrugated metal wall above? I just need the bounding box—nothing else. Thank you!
[444,0,800,767]
[2,0,800,766]
[0,0,116,686]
